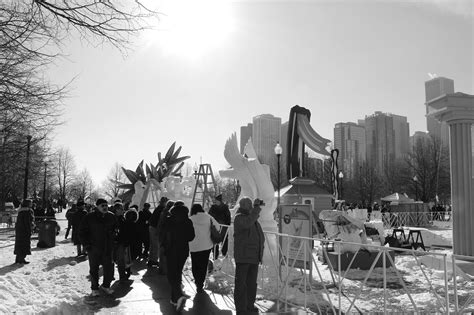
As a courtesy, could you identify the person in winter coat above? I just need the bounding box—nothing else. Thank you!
[65,204,77,239]
[72,200,88,256]
[14,199,35,264]
[79,198,118,296]
[157,200,175,274]
[148,197,169,267]
[161,202,195,311]
[189,203,219,293]
[113,203,133,282]
[233,197,265,315]
[137,203,152,258]
[126,206,140,261]
[208,194,231,259]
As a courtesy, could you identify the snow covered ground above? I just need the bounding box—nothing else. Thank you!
[0,213,94,314]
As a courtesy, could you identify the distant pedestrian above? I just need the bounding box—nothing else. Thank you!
[148,197,168,268]
[137,203,152,258]
[233,197,265,315]
[65,204,77,239]
[79,198,118,296]
[72,200,88,256]
[161,202,195,311]
[14,199,35,264]
[209,194,231,259]
[189,203,219,293]
[126,205,140,260]
[157,200,175,274]
[113,202,133,282]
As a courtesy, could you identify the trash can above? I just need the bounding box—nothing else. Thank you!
[37,219,57,248]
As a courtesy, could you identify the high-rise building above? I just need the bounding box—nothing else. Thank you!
[391,114,410,159]
[409,131,430,151]
[364,111,409,173]
[252,114,282,167]
[333,122,366,179]
[425,77,454,145]
[240,123,253,154]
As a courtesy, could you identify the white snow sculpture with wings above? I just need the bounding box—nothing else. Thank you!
[220,133,278,264]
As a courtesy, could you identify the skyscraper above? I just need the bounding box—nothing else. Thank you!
[425,77,454,145]
[252,114,282,167]
[391,114,410,159]
[364,111,409,174]
[333,122,366,179]
[240,123,253,154]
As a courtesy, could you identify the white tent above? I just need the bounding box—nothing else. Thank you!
[381,192,415,204]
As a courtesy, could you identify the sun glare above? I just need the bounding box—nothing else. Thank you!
[150,0,235,59]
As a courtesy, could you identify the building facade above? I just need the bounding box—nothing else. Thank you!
[364,111,409,174]
[240,123,253,154]
[333,122,366,179]
[425,77,454,146]
[252,114,282,167]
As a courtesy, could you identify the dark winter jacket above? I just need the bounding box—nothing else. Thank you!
[233,206,265,264]
[209,203,231,225]
[116,215,135,247]
[14,207,34,256]
[79,209,118,256]
[149,204,165,228]
[161,205,195,256]
[71,208,88,245]
[137,208,152,234]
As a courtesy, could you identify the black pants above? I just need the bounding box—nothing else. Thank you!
[166,250,188,303]
[213,236,228,259]
[88,250,114,290]
[190,249,211,289]
[140,227,150,255]
[65,223,72,239]
[234,263,259,313]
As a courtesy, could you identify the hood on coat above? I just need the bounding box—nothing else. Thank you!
[168,204,189,223]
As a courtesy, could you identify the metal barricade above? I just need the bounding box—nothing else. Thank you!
[211,224,473,314]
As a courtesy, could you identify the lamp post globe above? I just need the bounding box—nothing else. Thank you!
[338,171,344,200]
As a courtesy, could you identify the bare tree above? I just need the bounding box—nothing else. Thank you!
[102,162,126,199]
[53,147,76,208]
[405,136,450,203]
[70,168,94,202]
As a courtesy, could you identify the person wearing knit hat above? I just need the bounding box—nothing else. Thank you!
[79,197,118,297]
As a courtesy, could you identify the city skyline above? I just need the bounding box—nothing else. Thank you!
[46,0,473,184]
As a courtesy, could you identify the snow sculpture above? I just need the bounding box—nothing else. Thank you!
[319,210,369,253]
[131,180,146,207]
[219,133,277,263]
[160,175,196,208]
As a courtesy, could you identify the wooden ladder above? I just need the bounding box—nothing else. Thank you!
[191,164,217,210]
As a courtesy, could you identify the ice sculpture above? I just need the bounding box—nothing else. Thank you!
[219,133,278,263]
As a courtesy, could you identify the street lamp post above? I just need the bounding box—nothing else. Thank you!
[43,162,47,209]
[413,175,418,201]
[338,171,344,201]
[23,133,32,200]
[274,142,283,282]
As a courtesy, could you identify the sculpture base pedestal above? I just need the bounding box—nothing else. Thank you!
[326,250,395,271]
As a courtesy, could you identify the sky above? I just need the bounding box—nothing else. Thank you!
[47,0,473,185]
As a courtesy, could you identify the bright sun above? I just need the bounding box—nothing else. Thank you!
[149,0,235,59]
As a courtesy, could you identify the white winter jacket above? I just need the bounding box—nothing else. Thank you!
[189,212,220,253]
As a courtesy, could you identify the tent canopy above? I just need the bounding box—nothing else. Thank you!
[381,192,415,204]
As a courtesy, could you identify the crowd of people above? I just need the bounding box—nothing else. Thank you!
[13,193,264,314]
